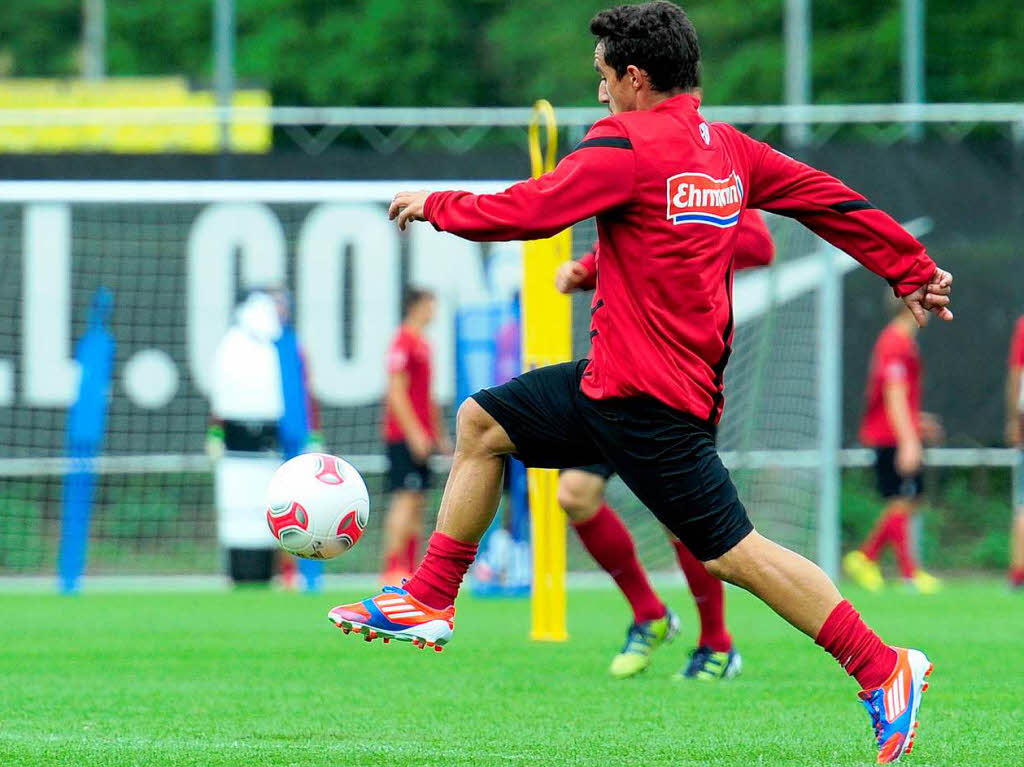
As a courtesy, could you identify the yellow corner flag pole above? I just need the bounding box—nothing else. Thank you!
[523,100,571,642]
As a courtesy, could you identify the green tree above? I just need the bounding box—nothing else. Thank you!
[0,0,1021,107]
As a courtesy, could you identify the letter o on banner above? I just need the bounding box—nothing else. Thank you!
[296,203,399,407]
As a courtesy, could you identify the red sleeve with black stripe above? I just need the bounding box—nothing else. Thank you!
[577,242,599,290]
[733,210,775,271]
[423,118,635,242]
[723,126,936,296]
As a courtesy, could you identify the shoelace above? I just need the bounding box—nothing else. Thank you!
[864,694,886,744]
[621,623,656,653]
[687,647,714,671]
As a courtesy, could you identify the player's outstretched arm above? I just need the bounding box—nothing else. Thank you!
[390,120,635,242]
[729,127,952,325]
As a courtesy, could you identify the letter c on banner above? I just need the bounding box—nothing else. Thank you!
[186,203,286,396]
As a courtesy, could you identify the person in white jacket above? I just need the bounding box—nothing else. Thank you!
[207,289,319,583]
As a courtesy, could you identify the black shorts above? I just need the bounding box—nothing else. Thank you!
[471,360,752,561]
[386,441,431,493]
[873,447,924,500]
[562,463,616,480]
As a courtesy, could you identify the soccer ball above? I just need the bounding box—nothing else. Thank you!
[265,453,370,560]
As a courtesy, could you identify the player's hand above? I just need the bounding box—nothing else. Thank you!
[408,431,434,462]
[389,191,430,231]
[920,412,944,445]
[902,267,953,327]
[896,439,923,476]
[555,260,591,294]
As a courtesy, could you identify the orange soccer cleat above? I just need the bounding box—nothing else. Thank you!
[327,585,454,651]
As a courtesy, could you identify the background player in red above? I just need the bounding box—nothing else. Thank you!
[1006,314,1024,589]
[844,296,943,594]
[555,209,774,681]
[332,4,953,760]
[380,288,450,585]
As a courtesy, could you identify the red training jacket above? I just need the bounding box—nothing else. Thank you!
[423,93,936,423]
[576,208,774,290]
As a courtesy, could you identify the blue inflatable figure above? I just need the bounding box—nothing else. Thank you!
[276,320,324,592]
[58,288,115,594]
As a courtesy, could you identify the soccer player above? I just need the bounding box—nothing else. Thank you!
[844,297,943,594]
[380,288,450,585]
[331,4,952,761]
[1007,313,1024,589]
[556,210,774,681]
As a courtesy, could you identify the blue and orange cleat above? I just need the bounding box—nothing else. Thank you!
[859,647,933,763]
[327,585,454,651]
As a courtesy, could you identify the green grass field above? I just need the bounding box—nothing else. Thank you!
[1,582,1021,766]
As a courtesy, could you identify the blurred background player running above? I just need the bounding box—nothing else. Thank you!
[844,294,943,594]
[556,209,774,681]
[380,288,452,586]
[1006,313,1024,589]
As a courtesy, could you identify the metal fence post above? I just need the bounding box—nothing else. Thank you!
[817,247,842,579]
[82,0,106,81]
[784,0,811,147]
[214,0,235,153]
[902,0,926,141]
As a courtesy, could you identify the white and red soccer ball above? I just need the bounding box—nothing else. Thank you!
[265,453,370,560]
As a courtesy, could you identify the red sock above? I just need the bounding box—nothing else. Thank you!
[279,553,296,588]
[672,540,732,652]
[382,548,403,575]
[404,535,420,572]
[815,600,897,689]
[573,504,665,623]
[1009,567,1024,588]
[404,532,478,609]
[888,511,918,578]
[860,506,901,560]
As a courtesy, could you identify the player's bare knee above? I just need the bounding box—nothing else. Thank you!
[557,473,604,521]
[704,531,762,587]
[455,398,514,457]
[557,488,599,522]
[703,555,732,583]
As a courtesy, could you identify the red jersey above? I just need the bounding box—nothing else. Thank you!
[383,327,436,443]
[424,93,935,423]
[577,208,774,286]
[1010,316,1024,414]
[859,324,922,447]
[1010,317,1024,373]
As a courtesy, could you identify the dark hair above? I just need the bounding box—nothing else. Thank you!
[402,287,434,318]
[590,2,700,92]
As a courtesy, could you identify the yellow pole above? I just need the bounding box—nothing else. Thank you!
[523,100,571,642]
